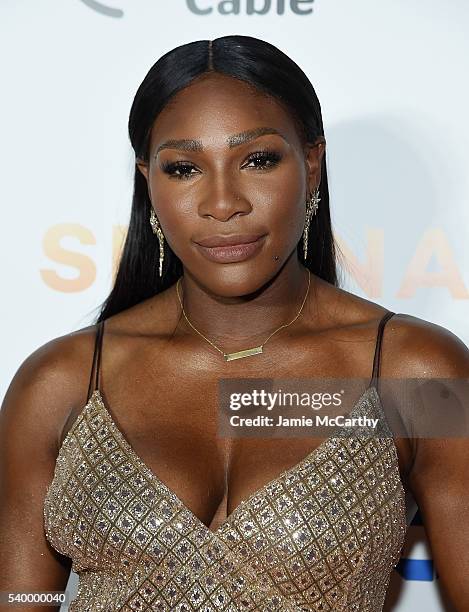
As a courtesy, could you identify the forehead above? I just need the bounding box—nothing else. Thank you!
[148,73,303,152]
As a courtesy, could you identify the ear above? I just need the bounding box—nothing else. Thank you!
[304,137,326,195]
[136,158,149,182]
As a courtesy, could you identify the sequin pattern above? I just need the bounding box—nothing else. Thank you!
[43,386,406,611]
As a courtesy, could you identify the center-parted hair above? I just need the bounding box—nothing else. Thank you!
[97,35,341,322]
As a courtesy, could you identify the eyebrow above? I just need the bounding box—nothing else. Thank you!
[154,127,287,157]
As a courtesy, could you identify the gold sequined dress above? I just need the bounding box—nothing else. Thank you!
[43,311,407,611]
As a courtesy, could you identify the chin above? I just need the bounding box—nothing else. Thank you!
[200,267,279,298]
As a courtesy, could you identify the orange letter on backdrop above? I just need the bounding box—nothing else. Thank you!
[336,228,384,298]
[41,224,96,292]
[398,228,469,299]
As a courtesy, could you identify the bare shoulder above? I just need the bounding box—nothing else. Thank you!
[6,324,100,398]
[314,277,469,377]
[0,290,175,455]
[1,324,101,451]
[380,312,469,378]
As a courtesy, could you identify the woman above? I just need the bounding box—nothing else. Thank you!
[1,35,468,611]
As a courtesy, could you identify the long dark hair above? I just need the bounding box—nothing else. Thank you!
[96,35,343,323]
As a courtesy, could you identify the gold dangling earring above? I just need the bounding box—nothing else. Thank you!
[303,186,320,261]
[149,208,165,277]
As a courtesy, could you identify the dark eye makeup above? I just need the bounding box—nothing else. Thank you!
[160,149,283,180]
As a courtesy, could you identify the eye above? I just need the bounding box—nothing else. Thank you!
[160,160,198,180]
[160,148,283,181]
[243,149,282,170]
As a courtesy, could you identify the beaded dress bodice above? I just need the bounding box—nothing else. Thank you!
[43,311,407,611]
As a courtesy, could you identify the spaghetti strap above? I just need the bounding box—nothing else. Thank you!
[86,320,105,402]
[369,311,396,392]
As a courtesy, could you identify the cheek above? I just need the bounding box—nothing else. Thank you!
[268,182,306,246]
[150,194,191,255]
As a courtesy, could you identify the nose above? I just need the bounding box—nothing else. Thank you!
[198,180,252,221]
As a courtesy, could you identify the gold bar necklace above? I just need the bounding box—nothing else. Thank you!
[175,269,311,361]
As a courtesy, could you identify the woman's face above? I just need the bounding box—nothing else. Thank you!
[137,72,325,296]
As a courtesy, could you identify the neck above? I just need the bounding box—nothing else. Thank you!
[175,255,312,353]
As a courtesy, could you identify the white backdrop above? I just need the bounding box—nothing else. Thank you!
[1,1,468,609]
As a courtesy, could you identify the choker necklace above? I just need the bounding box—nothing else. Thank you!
[175,269,311,361]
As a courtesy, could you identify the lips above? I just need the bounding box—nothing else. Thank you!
[194,233,267,263]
